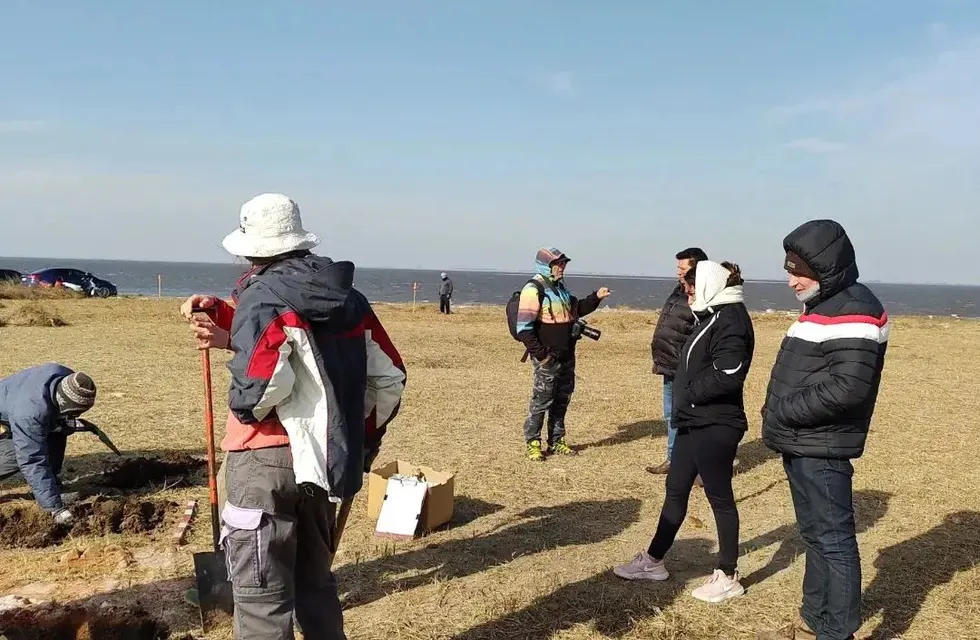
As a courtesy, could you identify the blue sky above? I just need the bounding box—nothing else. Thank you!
[1,2,978,284]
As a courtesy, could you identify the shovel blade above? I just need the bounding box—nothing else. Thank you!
[193,550,234,632]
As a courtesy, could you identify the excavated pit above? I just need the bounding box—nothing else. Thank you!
[0,602,169,640]
[96,454,206,491]
[0,497,175,550]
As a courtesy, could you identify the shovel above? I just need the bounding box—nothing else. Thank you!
[328,496,354,570]
[191,344,235,631]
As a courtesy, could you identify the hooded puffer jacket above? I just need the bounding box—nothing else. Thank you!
[762,220,889,460]
[671,261,755,431]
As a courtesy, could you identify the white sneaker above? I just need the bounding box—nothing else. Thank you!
[691,569,745,603]
[613,552,669,581]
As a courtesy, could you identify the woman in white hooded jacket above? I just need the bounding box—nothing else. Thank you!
[615,260,755,604]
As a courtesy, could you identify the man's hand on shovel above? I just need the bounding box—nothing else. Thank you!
[187,300,229,351]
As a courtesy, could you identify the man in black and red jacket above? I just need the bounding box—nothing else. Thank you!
[759,219,889,640]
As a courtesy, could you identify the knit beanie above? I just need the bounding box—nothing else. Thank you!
[55,372,97,415]
[784,251,820,280]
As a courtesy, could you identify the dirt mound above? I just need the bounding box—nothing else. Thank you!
[0,601,168,640]
[0,497,175,550]
[98,455,205,491]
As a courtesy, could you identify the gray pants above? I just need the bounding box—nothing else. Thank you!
[0,434,67,491]
[522,358,576,445]
[0,437,19,483]
[222,446,346,640]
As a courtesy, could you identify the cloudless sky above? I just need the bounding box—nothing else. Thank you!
[1,1,978,284]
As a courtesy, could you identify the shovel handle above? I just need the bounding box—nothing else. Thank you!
[200,348,221,552]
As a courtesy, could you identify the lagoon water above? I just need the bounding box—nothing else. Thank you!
[2,257,978,318]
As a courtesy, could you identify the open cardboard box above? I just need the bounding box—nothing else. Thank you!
[367,460,455,536]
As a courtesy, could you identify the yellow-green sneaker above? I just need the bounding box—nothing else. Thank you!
[526,439,544,462]
[550,439,577,456]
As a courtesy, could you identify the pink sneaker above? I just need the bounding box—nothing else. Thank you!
[691,569,745,603]
[613,552,669,581]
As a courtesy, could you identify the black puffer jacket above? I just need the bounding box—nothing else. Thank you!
[672,299,755,431]
[762,220,889,460]
[651,283,696,377]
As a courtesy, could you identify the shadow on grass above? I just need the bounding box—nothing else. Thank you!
[449,538,717,640]
[862,510,980,640]
[578,420,665,451]
[739,489,892,590]
[339,497,642,609]
[733,438,780,475]
[439,496,507,531]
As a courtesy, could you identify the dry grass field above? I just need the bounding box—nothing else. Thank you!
[1,296,978,639]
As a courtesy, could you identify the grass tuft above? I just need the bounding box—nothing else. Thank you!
[0,282,85,300]
[4,301,69,327]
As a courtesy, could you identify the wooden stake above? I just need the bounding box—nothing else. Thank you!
[412,281,418,312]
[173,499,198,545]
[157,273,163,298]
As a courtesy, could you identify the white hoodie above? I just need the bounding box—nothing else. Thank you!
[690,260,745,314]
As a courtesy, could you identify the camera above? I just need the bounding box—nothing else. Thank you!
[571,318,601,341]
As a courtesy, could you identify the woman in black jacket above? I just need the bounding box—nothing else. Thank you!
[615,260,754,604]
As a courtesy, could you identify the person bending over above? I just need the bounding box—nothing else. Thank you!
[0,363,97,524]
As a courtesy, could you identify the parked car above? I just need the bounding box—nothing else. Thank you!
[22,268,118,298]
[0,269,22,282]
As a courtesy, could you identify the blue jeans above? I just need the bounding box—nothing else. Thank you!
[783,455,860,640]
[663,378,676,459]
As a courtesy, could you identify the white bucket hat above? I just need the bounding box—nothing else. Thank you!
[221,193,320,258]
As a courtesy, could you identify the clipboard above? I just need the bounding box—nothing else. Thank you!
[375,475,428,539]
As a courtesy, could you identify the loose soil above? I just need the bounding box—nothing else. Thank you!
[0,601,168,640]
[97,455,206,491]
[0,497,175,549]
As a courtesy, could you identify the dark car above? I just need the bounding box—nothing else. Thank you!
[22,268,118,298]
[0,269,22,282]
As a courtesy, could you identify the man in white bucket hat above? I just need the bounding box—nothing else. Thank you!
[180,193,407,639]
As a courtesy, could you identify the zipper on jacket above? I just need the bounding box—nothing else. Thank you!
[684,312,719,369]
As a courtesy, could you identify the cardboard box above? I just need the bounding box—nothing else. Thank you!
[367,460,455,534]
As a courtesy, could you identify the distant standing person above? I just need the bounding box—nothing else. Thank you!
[615,260,754,604]
[439,272,454,314]
[647,247,708,475]
[515,247,610,461]
[758,220,889,640]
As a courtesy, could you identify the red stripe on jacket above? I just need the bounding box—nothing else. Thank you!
[365,311,406,373]
[798,311,888,327]
[245,311,309,379]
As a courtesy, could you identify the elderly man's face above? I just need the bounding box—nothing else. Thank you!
[789,272,819,294]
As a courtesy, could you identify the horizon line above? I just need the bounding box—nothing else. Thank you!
[0,255,977,288]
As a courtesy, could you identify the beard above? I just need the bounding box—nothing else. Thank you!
[795,283,821,303]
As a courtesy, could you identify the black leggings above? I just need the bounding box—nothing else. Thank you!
[647,424,744,576]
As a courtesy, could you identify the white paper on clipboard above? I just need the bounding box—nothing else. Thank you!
[375,475,428,538]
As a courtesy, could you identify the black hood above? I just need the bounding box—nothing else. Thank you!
[249,254,356,323]
[783,219,859,302]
